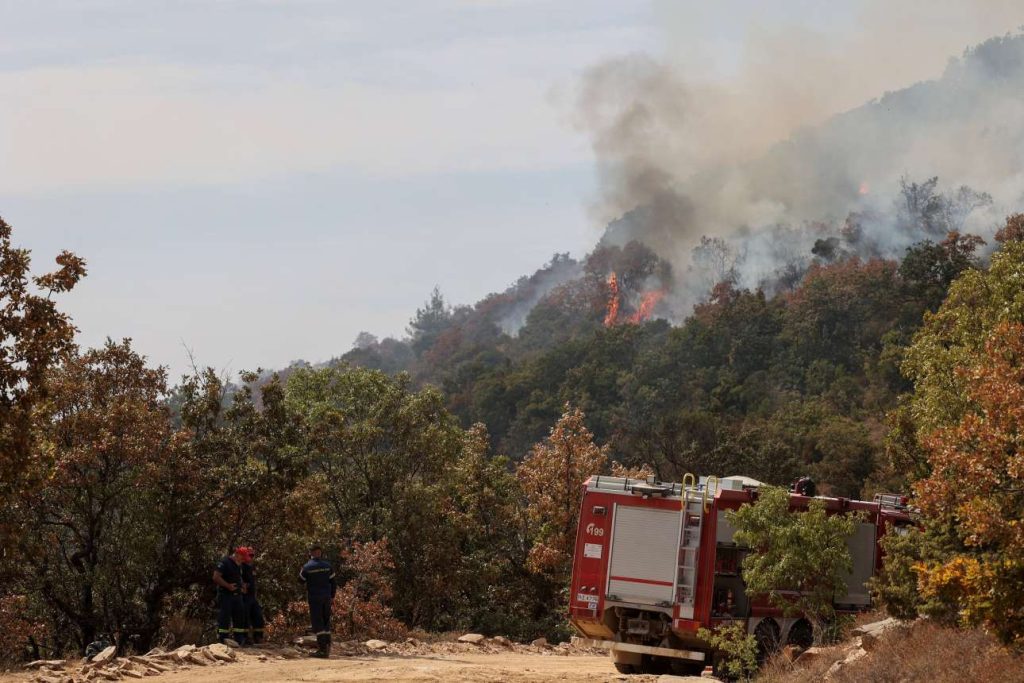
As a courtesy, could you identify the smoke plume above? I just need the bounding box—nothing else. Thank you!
[575,3,1024,314]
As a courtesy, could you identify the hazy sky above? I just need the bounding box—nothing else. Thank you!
[4,0,1021,379]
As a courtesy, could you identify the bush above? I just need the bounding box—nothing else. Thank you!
[0,595,45,666]
[265,540,407,643]
[697,622,758,680]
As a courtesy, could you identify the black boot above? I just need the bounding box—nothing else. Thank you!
[313,634,329,658]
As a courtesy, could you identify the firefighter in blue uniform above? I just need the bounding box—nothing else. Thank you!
[239,546,265,644]
[212,547,248,645]
[299,544,336,658]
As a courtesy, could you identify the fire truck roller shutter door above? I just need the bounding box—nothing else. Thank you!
[716,511,737,545]
[607,505,679,606]
[839,521,876,607]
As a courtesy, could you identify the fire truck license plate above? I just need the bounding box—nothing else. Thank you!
[576,593,598,605]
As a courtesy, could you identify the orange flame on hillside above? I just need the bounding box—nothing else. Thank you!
[604,272,620,326]
[604,271,665,326]
[628,289,666,324]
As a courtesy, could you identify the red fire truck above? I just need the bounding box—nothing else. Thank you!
[568,474,911,675]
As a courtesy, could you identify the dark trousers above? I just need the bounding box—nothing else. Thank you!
[243,595,265,643]
[308,595,332,635]
[217,592,247,644]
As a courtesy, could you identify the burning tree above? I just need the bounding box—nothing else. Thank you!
[603,272,620,326]
[602,270,667,327]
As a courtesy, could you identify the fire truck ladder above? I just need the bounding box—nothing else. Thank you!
[674,474,718,620]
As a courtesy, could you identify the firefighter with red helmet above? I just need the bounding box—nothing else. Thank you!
[238,546,265,644]
[212,547,249,645]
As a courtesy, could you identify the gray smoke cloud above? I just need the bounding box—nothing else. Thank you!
[496,253,582,335]
[574,3,1024,315]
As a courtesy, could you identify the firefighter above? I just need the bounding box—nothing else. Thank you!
[212,547,248,645]
[299,544,336,658]
[238,546,265,645]
[792,476,816,497]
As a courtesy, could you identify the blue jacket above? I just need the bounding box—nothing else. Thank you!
[299,557,336,599]
[215,556,242,596]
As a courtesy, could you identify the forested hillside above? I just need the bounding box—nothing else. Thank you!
[339,177,990,500]
[337,33,1024,501]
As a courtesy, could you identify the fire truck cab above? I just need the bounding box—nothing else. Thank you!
[568,474,911,675]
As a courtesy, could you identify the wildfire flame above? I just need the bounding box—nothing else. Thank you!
[604,271,665,326]
[604,272,620,326]
[628,289,666,324]
[858,181,870,196]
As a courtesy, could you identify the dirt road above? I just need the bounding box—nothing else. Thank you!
[3,650,680,683]
[156,651,635,682]
[3,638,714,683]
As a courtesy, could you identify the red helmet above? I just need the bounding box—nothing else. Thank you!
[235,546,254,561]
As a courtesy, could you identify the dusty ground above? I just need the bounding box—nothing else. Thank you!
[1,649,681,683]
[1,638,709,683]
[157,651,633,682]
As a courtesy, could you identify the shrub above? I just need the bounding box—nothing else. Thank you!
[0,595,45,666]
[265,539,406,643]
[697,621,758,680]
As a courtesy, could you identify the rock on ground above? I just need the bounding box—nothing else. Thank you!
[851,617,898,637]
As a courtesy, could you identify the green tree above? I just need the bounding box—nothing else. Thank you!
[285,365,465,628]
[729,486,857,643]
[0,218,85,524]
[782,258,904,371]
[444,424,540,636]
[901,240,1024,435]
[17,340,170,652]
[874,225,1024,637]
[907,322,1024,644]
[898,232,984,312]
[407,286,454,356]
[168,368,314,643]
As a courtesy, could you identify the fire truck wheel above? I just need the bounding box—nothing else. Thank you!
[786,619,813,649]
[638,655,668,674]
[613,663,636,674]
[754,618,781,662]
